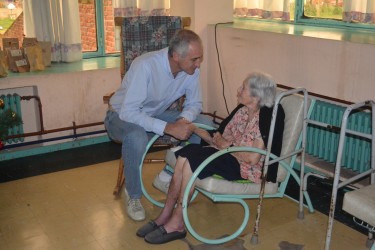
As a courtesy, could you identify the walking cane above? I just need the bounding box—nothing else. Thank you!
[250,160,268,245]
[250,102,280,245]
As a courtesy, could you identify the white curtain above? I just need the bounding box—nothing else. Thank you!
[113,0,170,17]
[234,0,290,21]
[23,0,82,63]
[343,0,375,23]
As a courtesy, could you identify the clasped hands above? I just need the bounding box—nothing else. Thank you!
[165,119,232,149]
[165,118,196,140]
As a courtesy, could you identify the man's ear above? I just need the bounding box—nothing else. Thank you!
[171,51,179,61]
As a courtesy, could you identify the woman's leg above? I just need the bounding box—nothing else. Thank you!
[162,158,195,233]
[153,156,187,225]
[142,152,208,243]
[136,156,188,238]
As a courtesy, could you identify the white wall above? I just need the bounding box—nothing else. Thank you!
[205,25,375,117]
[171,0,233,111]
[0,68,121,143]
[170,0,195,27]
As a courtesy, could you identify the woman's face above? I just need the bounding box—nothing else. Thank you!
[237,80,259,107]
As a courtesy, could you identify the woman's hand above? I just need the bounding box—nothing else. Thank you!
[231,137,265,165]
[212,132,232,150]
[193,126,213,145]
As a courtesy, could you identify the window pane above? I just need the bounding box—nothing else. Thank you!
[233,0,294,21]
[79,0,98,53]
[104,0,118,54]
[79,0,119,55]
[304,0,343,20]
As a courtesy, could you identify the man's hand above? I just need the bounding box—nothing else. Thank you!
[164,118,195,140]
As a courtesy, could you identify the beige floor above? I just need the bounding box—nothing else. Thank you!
[0,150,369,250]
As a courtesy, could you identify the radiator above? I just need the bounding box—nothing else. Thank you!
[0,94,24,144]
[307,100,371,173]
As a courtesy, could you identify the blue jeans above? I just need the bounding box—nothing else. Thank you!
[104,110,215,199]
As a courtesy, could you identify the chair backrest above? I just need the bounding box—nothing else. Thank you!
[276,91,309,182]
[114,16,191,79]
[104,16,190,107]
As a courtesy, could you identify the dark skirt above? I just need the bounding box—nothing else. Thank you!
[175,144,245,181]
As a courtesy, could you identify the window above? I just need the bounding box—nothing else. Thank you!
[233,0,375,30]
[296,0,375,29]
[1,0,171,59]
[0,0,118,58]
[302,0,343,20]
[0,0,24,48]
[79,0,119,58]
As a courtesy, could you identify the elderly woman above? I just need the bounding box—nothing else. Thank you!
[137,72,285,244]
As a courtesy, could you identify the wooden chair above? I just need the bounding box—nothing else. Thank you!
[103,16,191,196]
[143,88,316,244]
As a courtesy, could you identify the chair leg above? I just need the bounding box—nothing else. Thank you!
[112,155,165,197]
[113,157,125,197]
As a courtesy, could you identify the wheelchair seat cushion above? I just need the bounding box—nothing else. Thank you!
[195,176,278,195]
[342,184,375,226]
[165,146,279,195]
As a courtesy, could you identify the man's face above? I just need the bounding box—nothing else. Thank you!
[176,41,203,75]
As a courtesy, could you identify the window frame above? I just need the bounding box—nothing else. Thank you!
[83,0,111,59]
[294,0,375,31]
[86,0,375,59]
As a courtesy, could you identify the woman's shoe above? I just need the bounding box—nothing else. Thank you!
[144,225,186,244]
[136,220,159,237]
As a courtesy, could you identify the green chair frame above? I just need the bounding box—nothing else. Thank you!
[140,88,316,244]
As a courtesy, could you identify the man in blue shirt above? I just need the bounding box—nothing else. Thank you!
[104,29,213,221]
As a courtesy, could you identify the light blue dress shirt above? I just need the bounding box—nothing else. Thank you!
[109,47,203,136]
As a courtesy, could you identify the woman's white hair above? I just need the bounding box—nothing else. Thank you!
[245,72,276,108]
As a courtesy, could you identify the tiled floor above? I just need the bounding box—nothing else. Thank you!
[0,150,369,250]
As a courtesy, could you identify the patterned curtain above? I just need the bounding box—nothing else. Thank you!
[113,0,170,17]
[23,0,82,63]
[234,0,291,21]
[343,0,375,24]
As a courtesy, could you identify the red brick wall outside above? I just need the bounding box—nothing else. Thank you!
[0,0,24,49]
[79,0,116,53]
[104,0,116,54]
[79,2,97,52]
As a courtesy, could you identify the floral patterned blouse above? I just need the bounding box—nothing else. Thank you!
[222,106,265,183]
